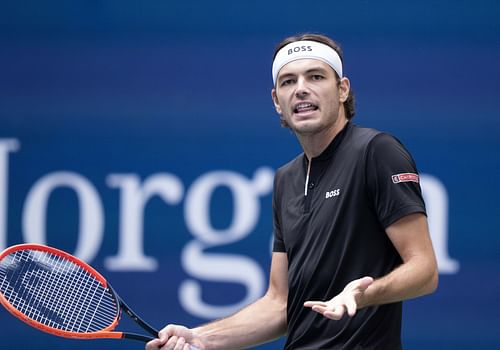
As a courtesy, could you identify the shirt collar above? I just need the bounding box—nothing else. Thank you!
[304,121,352,167]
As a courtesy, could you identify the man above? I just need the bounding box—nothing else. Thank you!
[146,33,438,350]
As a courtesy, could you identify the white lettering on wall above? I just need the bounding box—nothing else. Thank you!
[180,168,274,318]
[180,240,265,318]
[0,139,19,251]
[105,173,184,271]
[22,171,104,262]
[420,174,459,273]
[1,138,460,320]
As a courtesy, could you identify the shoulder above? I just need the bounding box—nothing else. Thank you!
[367,132,415,163]
[349,124,382,140]
[348,125,411,157]
[275,154,303,182]
[273,153,305,199]
[344,124,383,152]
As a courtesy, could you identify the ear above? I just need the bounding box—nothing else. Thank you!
[271,88,282,115]
[339,77,350,103]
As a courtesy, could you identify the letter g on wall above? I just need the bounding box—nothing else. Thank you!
[179,167,274,319]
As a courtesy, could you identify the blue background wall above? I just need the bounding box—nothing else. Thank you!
[1,1,499,349]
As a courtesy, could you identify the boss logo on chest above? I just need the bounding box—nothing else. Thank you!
[325,189,341,199]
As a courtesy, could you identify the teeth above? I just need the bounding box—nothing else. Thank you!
[297,103,312,109]
[295,103,316,112]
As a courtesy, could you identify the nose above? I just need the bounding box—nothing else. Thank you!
[295,77,310,98]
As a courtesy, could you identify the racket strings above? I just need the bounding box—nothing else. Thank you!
[0,249,118,333]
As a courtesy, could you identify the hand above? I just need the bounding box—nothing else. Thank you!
[303,276,374,320]
[145,324,203,350]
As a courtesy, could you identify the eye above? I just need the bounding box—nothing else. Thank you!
[280,78,295,87]
[311,74,325,81]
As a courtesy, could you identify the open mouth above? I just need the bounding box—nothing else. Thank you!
[293,102,319,114]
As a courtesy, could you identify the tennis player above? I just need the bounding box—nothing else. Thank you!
[146,33,438,350]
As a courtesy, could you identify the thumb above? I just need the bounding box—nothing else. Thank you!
[357,276,374,290]
[158,324,177,342]
[145,338,164,350]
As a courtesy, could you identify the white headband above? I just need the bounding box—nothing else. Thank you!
[272,40,343,85]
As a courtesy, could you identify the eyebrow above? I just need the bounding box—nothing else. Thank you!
[278,66,331,81]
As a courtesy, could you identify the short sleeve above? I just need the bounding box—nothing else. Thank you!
[365,133,426,228]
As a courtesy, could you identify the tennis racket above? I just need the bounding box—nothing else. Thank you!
[0,243,197,348]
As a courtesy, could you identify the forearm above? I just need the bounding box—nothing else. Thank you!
[359,255,438,309]
[193,292,287,350]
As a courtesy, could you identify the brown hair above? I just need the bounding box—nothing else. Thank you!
[273,33,356,121]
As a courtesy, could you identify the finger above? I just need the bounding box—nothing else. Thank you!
[158,325,176,342]
[146,338,163,350]
[345,298,357,317]
[174,337,186,350]
[324,304,346,320]
[310,305,328,313]
[164,336,179,350]
[304,301,327,308]
[311,304,338,318]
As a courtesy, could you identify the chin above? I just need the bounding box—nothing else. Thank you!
[290,121,323,135]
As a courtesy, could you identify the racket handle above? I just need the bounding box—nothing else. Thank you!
[123,333,200,349]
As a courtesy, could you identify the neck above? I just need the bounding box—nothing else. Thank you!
[299,116,349,160]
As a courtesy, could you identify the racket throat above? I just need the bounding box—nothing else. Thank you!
[116,291,159,337]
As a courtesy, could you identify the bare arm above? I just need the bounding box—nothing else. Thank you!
[305,213,438,319]
[147,252,288,350]
[359,212,438,307]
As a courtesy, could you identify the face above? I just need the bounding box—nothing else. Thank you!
[272,59,350,136]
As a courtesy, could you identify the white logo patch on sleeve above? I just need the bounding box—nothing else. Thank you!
[392,173,419,184]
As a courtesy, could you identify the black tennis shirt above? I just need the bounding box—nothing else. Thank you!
[272,123,426,350]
